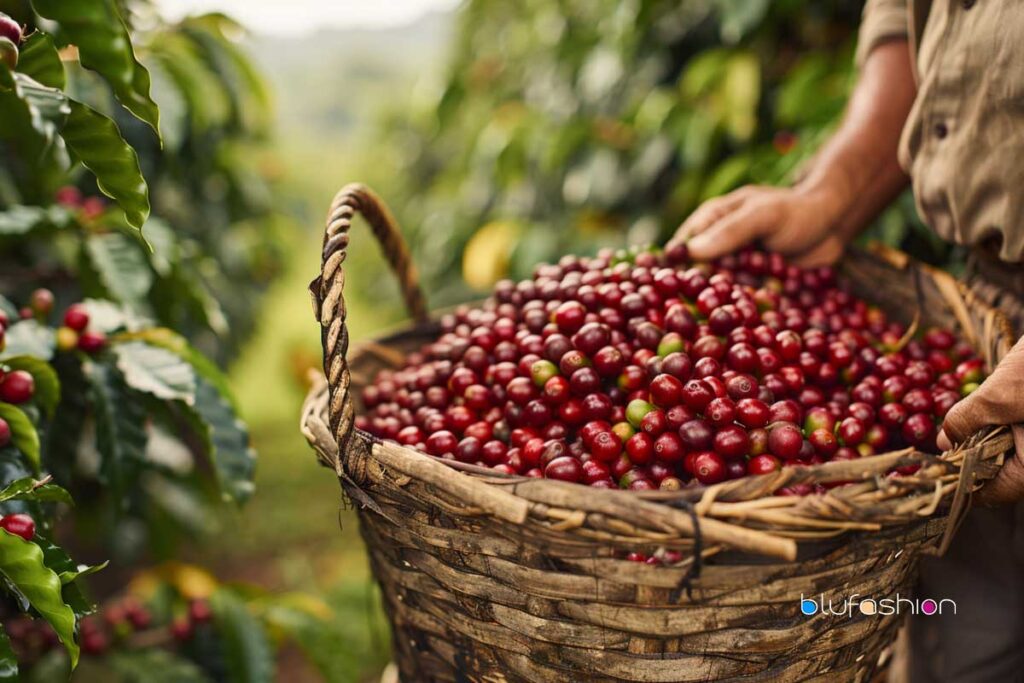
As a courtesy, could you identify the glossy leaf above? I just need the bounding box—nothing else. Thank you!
[57,560,107,585]
[31,0,160,135]
[84,232,153,309]
[210,589,273,683]
[82,360,147,495]
[185,378,255,503]
[0,530,78,666]
[0,321,55,361]
[0,405,40,473]
[61,101,150,229]
[3,72,69,148]
[0,478,73,506]
[115,328,236,409]
[17,32,65,89]
[112,341,195,404]
[1,356,60,418]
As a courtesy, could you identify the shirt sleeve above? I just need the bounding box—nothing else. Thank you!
[855,0,910,67]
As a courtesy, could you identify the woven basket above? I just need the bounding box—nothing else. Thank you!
[301,184,1018,683]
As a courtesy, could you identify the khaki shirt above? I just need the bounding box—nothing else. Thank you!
[857,0,1024,264]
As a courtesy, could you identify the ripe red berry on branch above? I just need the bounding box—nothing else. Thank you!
[0,370,34,404]
[0,513,35,541]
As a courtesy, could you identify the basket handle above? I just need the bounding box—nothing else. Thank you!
[311,183,428,478]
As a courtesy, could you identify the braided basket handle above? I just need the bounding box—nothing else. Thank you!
[310,184,428,477]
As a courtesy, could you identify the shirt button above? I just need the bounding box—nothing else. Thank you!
[934,122,949,139]
[962,0,976,8]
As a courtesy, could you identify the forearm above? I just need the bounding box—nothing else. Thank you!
[796,40,916,240]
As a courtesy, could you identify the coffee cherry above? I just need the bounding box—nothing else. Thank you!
[680,379,714,412]
[748,453,781,475]
[767,423,803,460]
[705,397,736,427]
[693,451,726,485]
[554,301,586,334]
[678,418,713,451]
[590,431,622,462]
[713,424,750,459]
[543,455,582,482]
[0,13,23,45]
[0,513,35,541]
[837,417,866,447]
[649,374,683,408]
[625,432,654,465]
[54,326,78,352]
[530,360,558,387]
[653,432,684,463]
[29,289,54,316]
[808,428,839,458]
[902,413,936,447]
[0,417,8,447]
[0,370,34,404]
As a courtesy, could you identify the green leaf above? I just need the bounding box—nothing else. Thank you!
[61,100,150,229]
[0,321,55,361]
[0,356,60,418]
[0,405,40,473]
[107,649,213,683]
[84,232,153,309]
[31,0,160,136]
[57,560,107,585]
[210,589,273,683]
[17,32,65,89]
[111,341,195,403]
[0,478,72,506]
[82,360,147,496]
[185,378,255,504]
[0,530,78,666]
[0,205,75,237]
[4,72,70,148]
[117,328,235,409]
[0,626,17,681]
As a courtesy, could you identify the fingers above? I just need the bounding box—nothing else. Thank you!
[973,426,1024,506]
[940,340,1024,445]
[687,201,779,261]
[941,385,998,445]
[675,188,753,243]
[936,429,952,452]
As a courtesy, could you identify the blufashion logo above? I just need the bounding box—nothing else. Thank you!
[799,593,956,617]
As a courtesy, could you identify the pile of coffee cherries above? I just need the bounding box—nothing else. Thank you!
[357,246,985,495]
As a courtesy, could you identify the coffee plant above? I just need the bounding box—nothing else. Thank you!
[0,1,305,679]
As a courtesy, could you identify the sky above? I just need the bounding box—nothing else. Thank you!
[154,0,461,35]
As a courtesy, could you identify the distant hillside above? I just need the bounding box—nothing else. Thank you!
[248,10,453,143]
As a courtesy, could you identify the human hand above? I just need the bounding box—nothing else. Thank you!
[667,183,851,266]
[937,336,1024,506]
